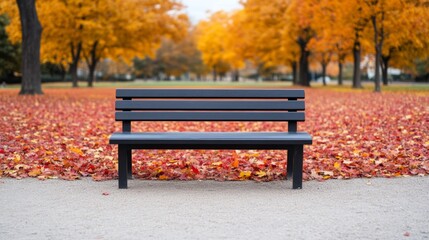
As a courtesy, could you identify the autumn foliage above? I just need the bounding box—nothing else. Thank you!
[0,88,428,181]
[194,0,429,89]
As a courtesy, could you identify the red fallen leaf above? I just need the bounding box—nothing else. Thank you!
[404,232,410,237]
[191,165,199,174]
[102,192,109,196]
[0,149,5,154]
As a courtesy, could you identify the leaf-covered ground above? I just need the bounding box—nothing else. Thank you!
[0,88,428,182]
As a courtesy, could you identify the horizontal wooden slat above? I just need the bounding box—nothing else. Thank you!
[115,111,305,121]
[116,89,305,99]
[115,100,305,111]
[109,132,313,147]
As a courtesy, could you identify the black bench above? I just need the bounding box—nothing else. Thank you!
[109,89,312,189]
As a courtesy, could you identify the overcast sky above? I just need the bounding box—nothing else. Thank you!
[181,0,242,24]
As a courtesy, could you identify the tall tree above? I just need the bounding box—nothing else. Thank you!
[16,0,43,94]
[196,12,232,80]
[286,0,319,86]
[1,0,43,94]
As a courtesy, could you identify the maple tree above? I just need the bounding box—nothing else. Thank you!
[0,0,43,94]
[310,0,355,86]
[239,0,300,82]
[1,0,188,88]
[378,2,429,85]
[285,0,319,86]
[196,11,233,81]
[0,88,428,182]
[152,31,204,79]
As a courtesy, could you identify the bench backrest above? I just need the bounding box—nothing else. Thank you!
[115,89,306,133]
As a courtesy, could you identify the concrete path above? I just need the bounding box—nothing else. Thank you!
[1,177,428,240]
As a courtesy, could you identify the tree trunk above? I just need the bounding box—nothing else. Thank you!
[321,62,327,86]
[381,56,390,86]
[212,66,217,81]
[352,39,363,89]
[17,0,43,95]
[85,41,99,87]
[70,42,82,88]
[298,37,310,86]
[233,69,240,81]
[59,63,67,81]
[338,62,343,86]
[372,16,381,92]
[291,61,297,85]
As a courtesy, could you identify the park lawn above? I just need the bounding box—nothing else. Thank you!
[0,86,428,181]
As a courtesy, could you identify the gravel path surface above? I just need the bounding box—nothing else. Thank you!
[1,177,428,240]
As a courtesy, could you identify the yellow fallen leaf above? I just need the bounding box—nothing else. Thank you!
[28,168,42,177]
[239,171,252,178]
[211,161,222,166]
[14,154,21,163]
[255,170,267,177]
[334,162,341,170]
[70,147,83,156]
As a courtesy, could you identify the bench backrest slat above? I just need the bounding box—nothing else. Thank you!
[116,112,305,121]
[116,100,305,111]
[116,89,305,99]
[115,88,306,133]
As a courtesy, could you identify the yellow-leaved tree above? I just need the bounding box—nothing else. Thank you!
[196,11,232,80]
[2,0,188,88]
[285,0,320,86]
[0,0,43,94]
[241,0,296,82]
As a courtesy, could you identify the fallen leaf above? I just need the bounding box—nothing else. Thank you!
[239,171,252,179]
[334,162,341,170]
[28,168,42,177]
[70,147,84,156]
[255,170,267,178]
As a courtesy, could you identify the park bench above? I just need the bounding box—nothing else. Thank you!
[109,89,312,189]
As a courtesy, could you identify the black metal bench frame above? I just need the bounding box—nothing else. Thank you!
[109,89,312,189]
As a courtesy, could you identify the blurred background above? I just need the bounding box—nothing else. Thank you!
[0,0,428,88]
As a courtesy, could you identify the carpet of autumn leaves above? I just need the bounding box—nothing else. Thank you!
[0,87,428,182]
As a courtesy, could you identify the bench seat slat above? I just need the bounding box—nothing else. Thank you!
[109,132,313,148]
[116,89,305,99]
[116,100,305,111]
[115,111,305,121]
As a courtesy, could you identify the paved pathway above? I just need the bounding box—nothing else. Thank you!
[1,177,428,240]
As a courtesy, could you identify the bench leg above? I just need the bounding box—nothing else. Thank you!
[287,147,294,179]
[118,145,128,189]
[292,145,303,189]
[127,149,133,179]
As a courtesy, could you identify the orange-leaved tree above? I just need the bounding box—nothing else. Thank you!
[196,11,233,80]
[241,0,296,82]
[2,0,188,88]
[285,0,320,86]
[0,0,43,94]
